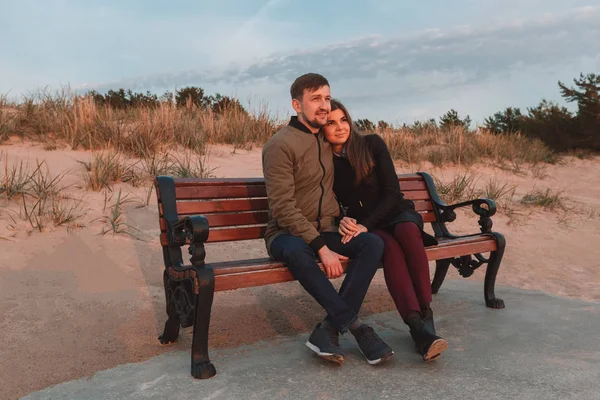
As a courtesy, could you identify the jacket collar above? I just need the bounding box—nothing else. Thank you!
[289,116,316,135]
[333,144,347,158]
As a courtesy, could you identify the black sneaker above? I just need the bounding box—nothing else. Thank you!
[306,322,344,365]
[352,325,394,365]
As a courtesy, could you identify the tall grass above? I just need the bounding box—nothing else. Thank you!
[0,95,17,142]
[1,89,282,155]
[433,172,515,207]
[1,89,561,166]
[381,125,557,167]
[1,154,84,231]
[521,187,566,210]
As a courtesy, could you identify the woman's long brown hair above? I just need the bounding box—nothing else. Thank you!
[329,99,374,185]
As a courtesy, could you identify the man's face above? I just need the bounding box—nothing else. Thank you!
[292,85,331,131]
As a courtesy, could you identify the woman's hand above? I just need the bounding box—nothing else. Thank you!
[354,224,368,234]
[339,217,368,244]
[339,217,358,236]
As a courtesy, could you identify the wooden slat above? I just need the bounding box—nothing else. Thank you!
[173,177,266,187]
[206,226,266,242]
[396,174,424,181]
[207,234,495,275]
[215,268,295,291]
[159,233,168,246]
[175,185,267,200]
[160,226,266,245]
[159,211,269,231]
[212,258,283,276]
[414,201,433,212]
[156,178,266,201]
[399,181,427,191]
[426,240,497,260]
[170,174,423,187]
[403,190,431,201]
[211,236,498,291]
[159,198,269,216]
[421,212,437,223]
[435,235,494,246]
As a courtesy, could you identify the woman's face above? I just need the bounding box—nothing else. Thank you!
[323,108,350,147]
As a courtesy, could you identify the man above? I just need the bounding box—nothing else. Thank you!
[262,72,393,365]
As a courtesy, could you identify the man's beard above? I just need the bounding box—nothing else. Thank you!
[302,112,327,129]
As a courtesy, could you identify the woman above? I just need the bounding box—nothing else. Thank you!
[322,99,448,362]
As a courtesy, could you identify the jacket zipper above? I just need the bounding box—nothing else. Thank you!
[316,134,325,231]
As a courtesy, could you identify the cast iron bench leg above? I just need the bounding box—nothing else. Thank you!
[484,233,506,309]
[158,270,181,344]
[191,266,217,379]
[431,259,451,294]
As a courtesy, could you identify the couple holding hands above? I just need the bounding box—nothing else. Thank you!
[262,73,448,366]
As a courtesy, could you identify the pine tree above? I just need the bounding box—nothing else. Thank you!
[558,73,600,150]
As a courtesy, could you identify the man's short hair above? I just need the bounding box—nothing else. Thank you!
[290,73,330,100]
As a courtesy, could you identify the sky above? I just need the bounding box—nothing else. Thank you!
[1,0,599,125]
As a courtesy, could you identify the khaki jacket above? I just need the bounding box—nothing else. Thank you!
[262,117,340,256]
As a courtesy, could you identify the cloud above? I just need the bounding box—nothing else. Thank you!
[67,6,600,122]
[0,1,296,96]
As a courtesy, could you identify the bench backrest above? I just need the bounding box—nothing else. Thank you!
[156,174,435,246]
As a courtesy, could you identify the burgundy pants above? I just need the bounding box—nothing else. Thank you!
[373,222,432,321]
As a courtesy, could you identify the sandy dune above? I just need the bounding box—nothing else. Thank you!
[1,139,599,399]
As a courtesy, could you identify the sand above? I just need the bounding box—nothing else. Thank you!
[1,138,599,399]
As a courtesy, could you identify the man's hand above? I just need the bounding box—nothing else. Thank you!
[318,246,348,278]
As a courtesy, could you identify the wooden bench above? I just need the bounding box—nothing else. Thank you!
[153,172,506,379]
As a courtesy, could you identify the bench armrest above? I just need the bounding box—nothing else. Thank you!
[165,215,210,268]
[433,197,497,234]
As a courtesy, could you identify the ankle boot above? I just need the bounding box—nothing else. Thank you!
[406,315,448,362]
[421,306,436,335]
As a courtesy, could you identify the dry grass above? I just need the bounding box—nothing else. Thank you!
[0,95,17,142]
[78,148,215,193]
[1,158,31,200]
[51,195,86,227]
[168,151,216,178]
[571,205,600,219]
[79,151,133,191]
[433,172,479,204]
[433,172,515,208]
[1,154,85,231]
[0,89,586,235]
[481,177,517,210]
[381,126,557,167]
[520,187,566,210]
[2,90,281,155]
[425,171,581,228]
[1,89,564,167]
[95,189,147,239]
[531,163,549,180]
[433,172,524,226]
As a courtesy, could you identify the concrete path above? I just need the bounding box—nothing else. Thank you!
[22,281,600,400]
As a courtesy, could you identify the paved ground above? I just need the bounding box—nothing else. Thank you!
[22,280,600,400]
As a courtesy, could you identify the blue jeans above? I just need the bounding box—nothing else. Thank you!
[270,232,384,333]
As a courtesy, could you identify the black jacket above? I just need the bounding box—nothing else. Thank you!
[332,134,438,246]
